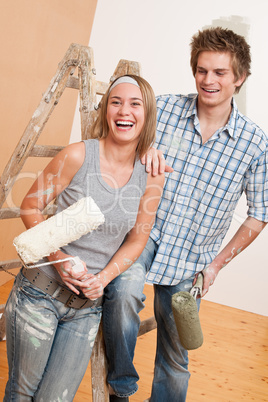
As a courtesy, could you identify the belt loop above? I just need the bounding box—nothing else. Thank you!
[51,286,64,299]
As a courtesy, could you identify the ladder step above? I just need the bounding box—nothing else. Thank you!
[138,316,157,336]
[0,204,57,220]
[66,76,109,95]
[30,145,64,157]
[0,259,21,270]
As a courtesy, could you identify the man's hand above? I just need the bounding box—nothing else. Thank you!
[200,217,267,297]
[141,147,173,176]
[201,265,221,297]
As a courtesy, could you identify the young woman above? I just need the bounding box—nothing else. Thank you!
[4,75,164,401]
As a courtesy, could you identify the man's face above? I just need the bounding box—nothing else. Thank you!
[195,51,244,110]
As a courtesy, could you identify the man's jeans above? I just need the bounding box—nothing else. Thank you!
[103,237,200,401]
[4,271,102,401]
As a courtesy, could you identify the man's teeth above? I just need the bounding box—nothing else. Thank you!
[116,121,134,127]
[204,89,218,93]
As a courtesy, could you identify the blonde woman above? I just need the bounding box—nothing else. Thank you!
[4,75,164,401]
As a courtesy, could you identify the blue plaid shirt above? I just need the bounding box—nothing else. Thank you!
[147,94,268,285]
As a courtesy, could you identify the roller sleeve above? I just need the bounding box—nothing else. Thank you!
[172,291,203,350]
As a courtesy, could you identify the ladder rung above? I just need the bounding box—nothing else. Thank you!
[0,259,21,270]
[30,145,64,157]
[0,207,20,219]
[138,316,157,337]
[96,81,109,95]
[66,76,79,89]
[0,204,57,220]
[66,76,109,95]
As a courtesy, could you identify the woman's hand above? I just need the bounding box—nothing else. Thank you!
[79,273,105,300]
[50,252,87,295]
[50,252,103,299]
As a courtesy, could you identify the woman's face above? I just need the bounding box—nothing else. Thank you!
[106,83,145,147]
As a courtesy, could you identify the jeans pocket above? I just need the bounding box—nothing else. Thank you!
[19,280,48,304]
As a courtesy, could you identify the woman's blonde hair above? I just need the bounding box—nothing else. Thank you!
[89,74,156,158]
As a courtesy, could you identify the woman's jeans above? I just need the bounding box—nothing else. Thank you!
[4,271,102,401]
[103,237,200,402]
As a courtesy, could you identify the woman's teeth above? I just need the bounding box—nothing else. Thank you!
[116,120,134,127]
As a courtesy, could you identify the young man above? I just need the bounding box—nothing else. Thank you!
[103,27,268,402]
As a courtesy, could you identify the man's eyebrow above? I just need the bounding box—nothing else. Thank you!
[197,65,230,72]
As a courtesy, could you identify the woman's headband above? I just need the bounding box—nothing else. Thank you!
[108,76,140,94]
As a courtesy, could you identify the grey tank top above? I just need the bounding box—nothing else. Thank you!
[39,139,147,283]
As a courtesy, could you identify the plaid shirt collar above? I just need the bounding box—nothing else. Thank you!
[184,94,239,139]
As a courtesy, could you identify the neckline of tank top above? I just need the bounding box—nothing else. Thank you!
[91,139,143,193]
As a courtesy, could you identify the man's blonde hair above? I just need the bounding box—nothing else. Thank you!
[190,27,251,94]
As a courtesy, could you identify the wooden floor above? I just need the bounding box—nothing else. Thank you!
[0,279,267,401]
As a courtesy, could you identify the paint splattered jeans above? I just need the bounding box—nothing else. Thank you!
[4,270,102,401]
[103,237,200,401]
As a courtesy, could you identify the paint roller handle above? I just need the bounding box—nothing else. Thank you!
[70,256,87,274]
[190,272,203,299]
[27,256,86,276]
[51,255,87,280]
[195,272,203,289]
[36,255,87,280]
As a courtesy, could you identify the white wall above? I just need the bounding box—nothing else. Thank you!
[71,0,268,316]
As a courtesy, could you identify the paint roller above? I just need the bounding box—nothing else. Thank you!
[13,196,105,273]
[171,273,203,350]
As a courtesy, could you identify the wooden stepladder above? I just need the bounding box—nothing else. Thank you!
[0,44,156,401]
[0,43,141,281]
[0,43,141,220]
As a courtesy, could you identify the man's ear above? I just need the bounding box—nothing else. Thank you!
[234,73,246,88]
